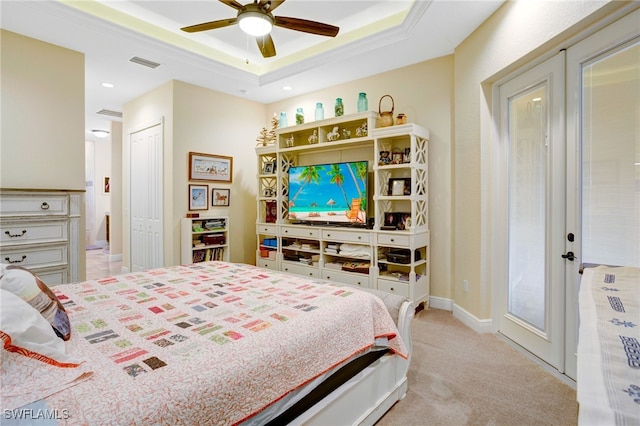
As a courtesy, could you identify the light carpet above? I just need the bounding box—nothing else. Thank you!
[377,308,577,425]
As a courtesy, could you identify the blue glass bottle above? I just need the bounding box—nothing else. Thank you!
[357,92,368,112]
[314,103,324,121]
[278,112,288,128]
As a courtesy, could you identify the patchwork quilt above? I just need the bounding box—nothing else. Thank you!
[30,262,406,425]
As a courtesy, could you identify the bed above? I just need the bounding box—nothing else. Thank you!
[0,261,413,425]
[577,264,640,425]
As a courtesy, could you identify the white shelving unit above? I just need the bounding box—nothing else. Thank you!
[254,112,430,306]
[180,216,229,264]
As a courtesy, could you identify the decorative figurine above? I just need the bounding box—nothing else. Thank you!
[342,129,351,139]
[256,127,269,146]
[308,129,318,144]
[286,135,295,147]
[327,126,341,141]
[355,122,368,137]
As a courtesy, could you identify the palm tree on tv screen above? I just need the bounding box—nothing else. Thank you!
[327,164,349,206]
[289,165,321,205]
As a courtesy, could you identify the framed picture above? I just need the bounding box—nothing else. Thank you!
[189,152,233,183]
[188,184,208,211]
[382,212,411,230]
[103,176,111,194]
[212,188,230,206]
[263,162,275,174]
[389,178,411,196]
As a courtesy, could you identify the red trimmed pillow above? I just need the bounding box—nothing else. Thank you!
[0,265,71,341]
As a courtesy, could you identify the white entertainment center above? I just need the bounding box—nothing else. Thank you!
[256,111,430,307]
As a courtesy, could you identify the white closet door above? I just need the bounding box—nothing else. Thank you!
[130,123,163,271]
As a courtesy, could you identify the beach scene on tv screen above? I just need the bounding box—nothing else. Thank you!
[288,161,368,223]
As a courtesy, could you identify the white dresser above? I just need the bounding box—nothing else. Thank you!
[0,189,82,285]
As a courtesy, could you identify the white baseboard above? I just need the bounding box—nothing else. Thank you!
[109,253,123,262]
[428,296,454,311]
[452,303,493,334]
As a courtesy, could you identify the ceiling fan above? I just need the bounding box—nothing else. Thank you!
[180,0,340,58]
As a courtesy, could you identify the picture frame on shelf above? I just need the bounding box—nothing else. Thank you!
[382,212,412,231]
[189,152,233,182]
[263,161,275,174]
[388,178,411,196]
[188,184,208,211]
[212,188,230,206]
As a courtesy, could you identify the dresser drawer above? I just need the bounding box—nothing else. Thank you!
[321,229,370,244]
[256,258,278,270]
[377,279,410,298]
[322,269,370,288]
[256,224,277,235]
[31,266,69,287]
[0,220,68,246]
[281,261,319,278]
[1,244,68,269]
[377,232,410,246]
[0,193,69,217]
[280,226,319,239]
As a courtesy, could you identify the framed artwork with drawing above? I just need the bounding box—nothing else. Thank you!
[212,188,230,206]
[189,152,233,183]
[189,184,208,211]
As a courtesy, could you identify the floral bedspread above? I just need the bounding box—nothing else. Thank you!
[44,261,407,425]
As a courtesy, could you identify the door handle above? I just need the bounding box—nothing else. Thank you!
[561,251,575,261]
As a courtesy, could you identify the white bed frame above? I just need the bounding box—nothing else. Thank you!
[291,300,414,425]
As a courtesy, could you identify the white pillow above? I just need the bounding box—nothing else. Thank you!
[0,288,68,362]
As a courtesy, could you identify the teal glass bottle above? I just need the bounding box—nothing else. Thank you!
[278,112,287,128]
[314,103,324,120]
[334,98,344,117]
[357,92,368,112]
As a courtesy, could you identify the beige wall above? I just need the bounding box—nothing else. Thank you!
[109,120,123,258]
[122,80,265,269]
[266,56,454,301]
[1,30,85,190]
[171,80,265,264]
[0,29,86,279]
[453,0,621,319]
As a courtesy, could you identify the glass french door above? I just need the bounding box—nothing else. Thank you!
[495,7,639,379]
[498,53,566,371]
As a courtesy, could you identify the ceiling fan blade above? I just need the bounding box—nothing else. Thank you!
[256,34,276,58]
[219,0,245,11]
[274,16,339,37]
[258,0,286,13]
[181,18,237,33]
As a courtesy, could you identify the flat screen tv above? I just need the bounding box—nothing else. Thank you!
[287,160,368,225]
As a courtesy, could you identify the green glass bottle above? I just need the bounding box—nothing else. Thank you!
[334,98,344,117]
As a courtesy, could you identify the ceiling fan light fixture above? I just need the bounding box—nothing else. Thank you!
[238,11,273,36]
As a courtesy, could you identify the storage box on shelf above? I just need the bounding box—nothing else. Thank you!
[0,189,82,286]
[254,112,430,307]
[180,216,229,264]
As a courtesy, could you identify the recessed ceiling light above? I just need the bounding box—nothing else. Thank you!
[282,85,293,91]
[101,82,115,88]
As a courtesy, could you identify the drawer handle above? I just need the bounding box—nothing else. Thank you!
[5,255,26,264]
[327,233,331,237]
[390,287,395,292]
[390,238,395,242]
[41,202,50,210]
[5,230,27,238]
